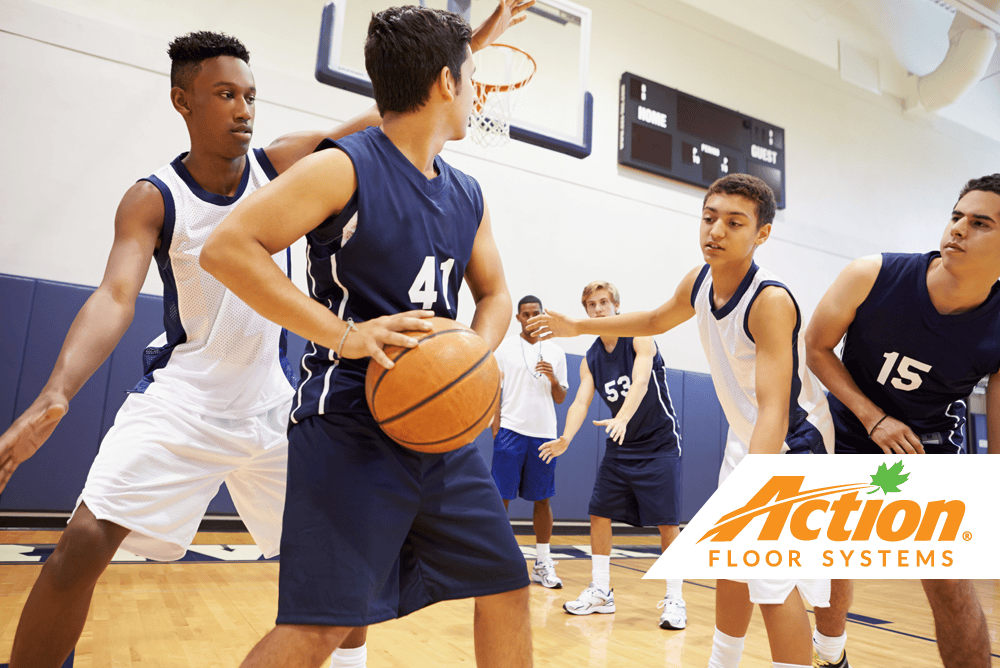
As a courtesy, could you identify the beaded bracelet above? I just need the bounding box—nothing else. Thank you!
[335,318,357,364]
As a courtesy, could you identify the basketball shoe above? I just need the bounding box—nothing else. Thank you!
[564,583,615,615]
[531,560,562,589]
[813,650,850,668]
[657,595,687,629]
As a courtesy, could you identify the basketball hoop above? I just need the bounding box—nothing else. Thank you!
[469,43,537,148]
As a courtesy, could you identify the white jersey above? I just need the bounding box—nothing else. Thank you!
[494,336,568,439]
[135,150,294,419]
[691,263,833,480]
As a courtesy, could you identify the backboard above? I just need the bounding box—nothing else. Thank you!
[315,0,593,158]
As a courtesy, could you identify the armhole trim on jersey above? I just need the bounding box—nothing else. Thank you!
[691,264,710,308]
[253,148,279,181]
[713,262,760,320]
[141,175,174,270]
[743,280,800,344]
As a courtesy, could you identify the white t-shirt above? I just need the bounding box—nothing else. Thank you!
[494,336,569,439]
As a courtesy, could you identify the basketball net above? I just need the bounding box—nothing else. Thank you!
[469,44,537,148]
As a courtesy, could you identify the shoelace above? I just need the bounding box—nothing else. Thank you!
[656,597,683,609]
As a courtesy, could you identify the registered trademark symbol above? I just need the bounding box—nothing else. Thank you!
[963,531,972,541]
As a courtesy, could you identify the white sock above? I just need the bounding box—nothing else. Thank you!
[536,543,550,563]
[707,628,745,668]
[592,554,611,591]
[813,630,847,663]
[665,578,683,598]
[772,663,810,668]
[330,644,367,668]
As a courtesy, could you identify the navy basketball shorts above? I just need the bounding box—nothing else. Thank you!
[588,454,680,527]
[277,412,530,627]
[491,427,556,502]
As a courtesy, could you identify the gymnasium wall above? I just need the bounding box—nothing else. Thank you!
[1,0,997,519]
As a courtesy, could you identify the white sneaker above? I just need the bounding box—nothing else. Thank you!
[657,595,687,629]
[563,583,615,615]
[531,560,563,589]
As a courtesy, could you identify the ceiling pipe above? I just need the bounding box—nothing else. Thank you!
[904,0,999,112]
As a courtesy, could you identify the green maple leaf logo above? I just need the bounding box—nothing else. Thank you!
[868,461,909,494]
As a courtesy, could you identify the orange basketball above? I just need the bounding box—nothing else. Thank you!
[365,317,500,453]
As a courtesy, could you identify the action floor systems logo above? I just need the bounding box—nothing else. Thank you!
[645,455,997,579]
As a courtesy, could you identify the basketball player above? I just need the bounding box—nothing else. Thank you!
[535,281,685,629]
[491,295,569,589]
[531,174,834,668]
[0,4,531,665]
[200,6,530,667]
[804,173,1000,668]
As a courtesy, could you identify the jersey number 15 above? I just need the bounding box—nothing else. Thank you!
[876,352,932,391]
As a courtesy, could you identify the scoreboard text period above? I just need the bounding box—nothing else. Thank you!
[618,72,786,209]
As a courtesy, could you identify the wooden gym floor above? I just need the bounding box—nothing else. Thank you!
[0,530,997,667]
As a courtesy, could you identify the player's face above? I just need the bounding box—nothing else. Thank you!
[453,46,477,140]
[516,302,543,334]
[584,290,618,318]
[940,189,1000,276]
[700,194,769,266]
[182,56,256,159]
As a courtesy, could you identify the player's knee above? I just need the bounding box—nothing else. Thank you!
[476,586,530,614]
[46,521,119,589]
[923,579,977,612]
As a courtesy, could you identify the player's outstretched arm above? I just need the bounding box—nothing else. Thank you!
[528,266,700,340]
[594,336,655,445]
[747,287,797,455]
[200,148,432,369]
[987,370,999,454]
[804,255,925,454]
[263,1,533,173]
[464,201,512,351]
[0,182,162,492]
[539,358,595,463]
[470,0,536,52]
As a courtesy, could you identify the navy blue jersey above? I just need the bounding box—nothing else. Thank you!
[585,337,680,458]
[831,251,1000,452]
[291,127,484,422]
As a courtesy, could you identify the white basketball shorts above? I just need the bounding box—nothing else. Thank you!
[724,578,831,607]
[74,392,290,561]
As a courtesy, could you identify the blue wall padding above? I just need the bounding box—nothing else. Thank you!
[0,273,730,523]
[679,371,728,522]
[0,275,36,433]
[1,279,113,510]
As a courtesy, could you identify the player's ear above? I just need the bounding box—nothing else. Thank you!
[438,65,457,102]
[171,86,192,117]
[755,222,771,246]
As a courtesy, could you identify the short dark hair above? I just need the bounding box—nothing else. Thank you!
[958,174,1000,201]
[704,174,776,229]
[518,295,543,313]
[168,31,250,90]
[364,6,472,115]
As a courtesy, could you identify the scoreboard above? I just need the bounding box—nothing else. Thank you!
[618,72,786,209]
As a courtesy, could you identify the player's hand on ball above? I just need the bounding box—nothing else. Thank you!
[342,310,434,369]
[0,393,68,493]
[868,415,925,455]
[528,309,576,340]
[538,436,569,464]
[594,416,628,445]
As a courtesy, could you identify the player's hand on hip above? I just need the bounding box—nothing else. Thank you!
[0,393,68,493]
[869,415,925,455]
[527,310,577,340]
[342,310,434,369]
[539,436,568,464]
[594,417,628,445]
[471,0,536,52]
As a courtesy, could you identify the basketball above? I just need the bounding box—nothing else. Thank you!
[365,317,500,453]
